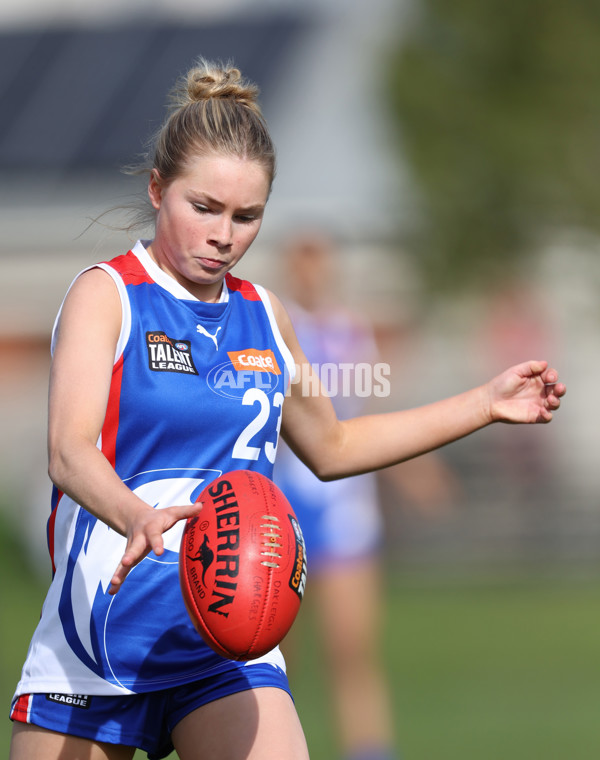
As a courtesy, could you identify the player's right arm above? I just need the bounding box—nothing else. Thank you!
[48,268,201,592]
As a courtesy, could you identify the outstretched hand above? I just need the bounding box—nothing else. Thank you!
[485,360,566,424]
[109,500,203,595]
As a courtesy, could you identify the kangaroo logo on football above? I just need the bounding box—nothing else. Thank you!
[146,331,198,375]
[197,324,221,350]
[188,534,215,586]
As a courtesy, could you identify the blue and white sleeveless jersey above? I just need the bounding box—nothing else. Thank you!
[14,240,295,697]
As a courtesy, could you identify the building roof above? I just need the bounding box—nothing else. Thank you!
[0,15,306,173]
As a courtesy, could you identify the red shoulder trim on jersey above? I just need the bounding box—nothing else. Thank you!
[102,353,125,469]
[105,250,154,286]
[225,273,261,301]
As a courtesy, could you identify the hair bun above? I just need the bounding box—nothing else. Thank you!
[118,55,275,230]
[176,58,260,108]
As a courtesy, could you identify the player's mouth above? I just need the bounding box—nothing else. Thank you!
[197,256,227,271]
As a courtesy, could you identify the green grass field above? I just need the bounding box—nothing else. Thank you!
[3,511,600,759]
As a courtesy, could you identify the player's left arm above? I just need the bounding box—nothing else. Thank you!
[269,291,566,481]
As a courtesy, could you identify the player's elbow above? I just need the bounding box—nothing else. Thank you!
[315,470,342,482]
[47,444,70,492]
[308,455,350,482]
[310,466,334,482]
[300,424,353,482]
[47,434,88,493]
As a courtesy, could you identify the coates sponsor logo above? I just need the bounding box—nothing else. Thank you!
[146,331,198,375]
[207,349,281,399]
[288,515,307,601]
[227,349,281,375]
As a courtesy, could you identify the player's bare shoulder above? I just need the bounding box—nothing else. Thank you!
[263,288,302,353]
[54,266,122,350]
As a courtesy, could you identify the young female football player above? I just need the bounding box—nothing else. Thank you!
[9,58,565,760]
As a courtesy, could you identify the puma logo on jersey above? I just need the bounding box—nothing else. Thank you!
[197,324,221,350]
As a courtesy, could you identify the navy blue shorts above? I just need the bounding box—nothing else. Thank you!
[11,661,291,759]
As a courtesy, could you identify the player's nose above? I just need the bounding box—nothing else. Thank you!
[208,214,233,248]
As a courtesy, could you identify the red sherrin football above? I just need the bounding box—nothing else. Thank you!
[179,470,307,661]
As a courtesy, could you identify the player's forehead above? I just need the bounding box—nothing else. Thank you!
[177,152,270,206]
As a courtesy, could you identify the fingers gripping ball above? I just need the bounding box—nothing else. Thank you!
[179,470,307,660]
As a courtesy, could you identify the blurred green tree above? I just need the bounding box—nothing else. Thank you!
[387,0,600,291]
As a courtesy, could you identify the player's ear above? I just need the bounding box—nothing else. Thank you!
[148,169,164,210]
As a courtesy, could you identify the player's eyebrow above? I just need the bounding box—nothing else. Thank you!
[192,192,265,215]
[236,204,266,216]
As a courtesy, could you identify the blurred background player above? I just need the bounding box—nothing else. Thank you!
[273,230,460,760]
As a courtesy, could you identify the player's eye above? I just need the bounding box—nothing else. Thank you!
[236,209,264,223]
[193,204,210,214]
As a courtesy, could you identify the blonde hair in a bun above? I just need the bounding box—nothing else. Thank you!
[152,57,275,187]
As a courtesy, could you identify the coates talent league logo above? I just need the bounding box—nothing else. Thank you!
[146,331,198,375]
